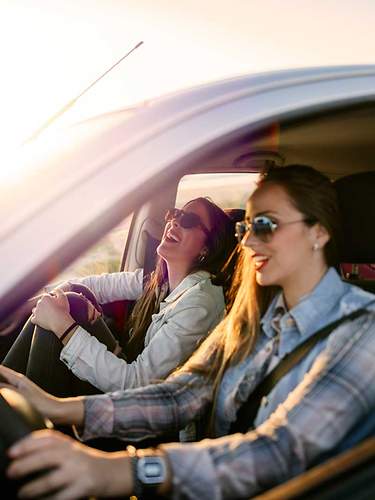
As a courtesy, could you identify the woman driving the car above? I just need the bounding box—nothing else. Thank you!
[3,197,237,396]
[2,165,375,499]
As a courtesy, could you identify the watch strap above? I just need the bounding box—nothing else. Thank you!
[129,453,143,498]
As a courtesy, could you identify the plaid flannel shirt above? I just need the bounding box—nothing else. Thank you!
[82,269,375,499]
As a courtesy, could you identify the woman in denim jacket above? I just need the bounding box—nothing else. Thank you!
[3,197,236,395]
[2,165,375,499]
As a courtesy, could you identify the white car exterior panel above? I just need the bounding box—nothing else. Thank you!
[1,66,375,318]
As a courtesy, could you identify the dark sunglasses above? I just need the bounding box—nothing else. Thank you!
[235,215,314,243]
[165,208,211,237]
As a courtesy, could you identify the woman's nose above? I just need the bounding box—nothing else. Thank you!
[243,230,259,248]
[171,217,180,228]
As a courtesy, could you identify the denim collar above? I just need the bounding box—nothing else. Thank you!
[261,267,350,340]
[164,270,211,303]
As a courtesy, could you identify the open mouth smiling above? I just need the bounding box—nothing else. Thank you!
[252,254,270,271]
[165,232,180,243]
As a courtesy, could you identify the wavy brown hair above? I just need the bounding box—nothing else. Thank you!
[181,165,341,433]
[125,197,238,362]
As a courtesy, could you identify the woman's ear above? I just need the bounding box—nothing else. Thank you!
[200,246,209,258]
[198,247,209,263]
[312,223,330,249]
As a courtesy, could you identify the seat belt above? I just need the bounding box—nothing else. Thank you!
[230,307,369,434]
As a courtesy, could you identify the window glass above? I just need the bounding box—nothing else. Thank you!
[176,173,259,209]
[53,214,132,283]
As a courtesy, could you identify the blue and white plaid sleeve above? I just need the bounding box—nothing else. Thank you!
[81,371,213,441]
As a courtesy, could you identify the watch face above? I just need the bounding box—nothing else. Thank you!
[145,462,161,478]
[137,456,166,485]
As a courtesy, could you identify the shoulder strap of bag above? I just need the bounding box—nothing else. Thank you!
[230,307,368,434]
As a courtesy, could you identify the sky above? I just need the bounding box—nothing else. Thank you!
[1,0,375,151]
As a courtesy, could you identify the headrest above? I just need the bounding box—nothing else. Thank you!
[224,208,245,223]
[334,171,375,263]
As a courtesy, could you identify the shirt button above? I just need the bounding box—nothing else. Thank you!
[286,317,295,327]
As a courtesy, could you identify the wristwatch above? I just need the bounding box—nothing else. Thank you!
[128,446,167,498]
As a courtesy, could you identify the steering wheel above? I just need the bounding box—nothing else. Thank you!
[0,387,52,497]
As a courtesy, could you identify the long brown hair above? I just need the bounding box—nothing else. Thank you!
[181,165,341,430]
[125,197,237,361]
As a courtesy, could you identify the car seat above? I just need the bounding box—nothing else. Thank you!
[334,170,375,294]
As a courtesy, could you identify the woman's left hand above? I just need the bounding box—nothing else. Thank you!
[31,289,75,338]
[7,430,132,499]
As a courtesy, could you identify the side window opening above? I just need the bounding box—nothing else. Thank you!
[176,173,259,209]
[53,214,133,283]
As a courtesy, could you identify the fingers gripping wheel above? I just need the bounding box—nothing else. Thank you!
[0,388,53,498]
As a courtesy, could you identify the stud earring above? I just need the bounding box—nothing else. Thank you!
[313,242,319,251]
[198,249,208,263]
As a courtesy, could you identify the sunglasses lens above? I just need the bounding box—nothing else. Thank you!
[165,209,203,230]
[253,217,275,239]
[180,212,201,229]
[236,217,276,242]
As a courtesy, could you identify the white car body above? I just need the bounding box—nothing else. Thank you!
[1,65,375,319]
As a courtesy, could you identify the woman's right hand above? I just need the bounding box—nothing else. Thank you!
[0,282,71,337]
[7,430,133,499]
[0,366,61,422]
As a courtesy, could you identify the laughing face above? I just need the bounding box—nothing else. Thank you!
[157,200,211,269]
[243,182,329,294]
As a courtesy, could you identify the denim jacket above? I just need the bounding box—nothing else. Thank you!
[60,269,224,392]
